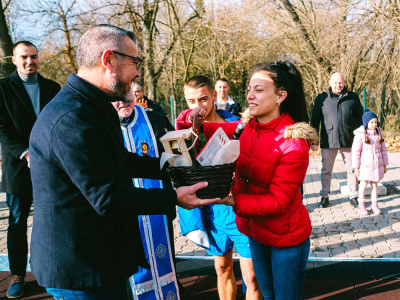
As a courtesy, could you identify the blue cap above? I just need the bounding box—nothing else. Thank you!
[362,109,378,129]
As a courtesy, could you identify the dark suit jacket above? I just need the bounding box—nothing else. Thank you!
[143,95,166,115]
[29,74,177,289]
[310,87,363,148]
[0,71,61,195]
[215,98,242,117]
[226,101,242,117]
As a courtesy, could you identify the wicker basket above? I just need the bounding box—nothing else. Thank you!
[166,162,236,199]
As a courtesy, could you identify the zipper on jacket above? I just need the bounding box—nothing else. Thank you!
[243,124,261,193]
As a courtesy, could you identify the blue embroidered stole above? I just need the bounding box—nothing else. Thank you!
[121,106,179,300]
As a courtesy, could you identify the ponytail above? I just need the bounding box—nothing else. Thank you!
[252,61,308,123]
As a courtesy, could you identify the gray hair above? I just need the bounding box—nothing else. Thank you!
[76,24,137,69]
[132,83,144,91]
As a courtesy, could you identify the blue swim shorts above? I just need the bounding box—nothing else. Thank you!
[202,204,251,258]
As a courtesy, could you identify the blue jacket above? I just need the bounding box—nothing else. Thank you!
[29,74,177,289]
[215,96,242,117]
[178,110,239,249]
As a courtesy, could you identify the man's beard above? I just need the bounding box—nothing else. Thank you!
[108,73,131,103]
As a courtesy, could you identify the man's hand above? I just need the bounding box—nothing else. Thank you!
[24,151,30,168]
[176,182,220,210]
[384,165,387,174]
[188,107,206,125]
[354,168,360,178]
[311,144,319,152]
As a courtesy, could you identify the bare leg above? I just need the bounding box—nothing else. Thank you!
[214,251,236,300]
[239,257,263,300]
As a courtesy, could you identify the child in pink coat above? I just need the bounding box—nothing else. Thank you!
[352,109,388,215]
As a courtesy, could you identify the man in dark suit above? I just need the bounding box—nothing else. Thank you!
[29,25,217,300]
[311,72,363,209]
[0,41,60,298]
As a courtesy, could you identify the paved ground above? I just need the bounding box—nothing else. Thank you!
[0,153,399,259]
[174,152,400,260]
[0,153,399,298]
[0,153,399,260]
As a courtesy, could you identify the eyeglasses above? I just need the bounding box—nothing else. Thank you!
[112,50,143,69]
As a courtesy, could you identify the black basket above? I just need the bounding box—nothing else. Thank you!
[166,162,236,199]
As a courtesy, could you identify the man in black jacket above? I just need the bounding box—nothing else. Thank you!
[214,78,242,117]
[311,72,363,208]
[0,41,60,298]
[29,24,217,300]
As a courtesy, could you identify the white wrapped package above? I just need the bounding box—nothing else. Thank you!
[211,140,240,166]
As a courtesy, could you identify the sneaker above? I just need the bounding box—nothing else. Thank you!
[318,197,329,208]
[6,275,24,299]
[350,197,359,208]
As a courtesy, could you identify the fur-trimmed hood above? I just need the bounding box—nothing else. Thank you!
[353,125,365,135]
[241,108,318,144]
[284,122,319,144]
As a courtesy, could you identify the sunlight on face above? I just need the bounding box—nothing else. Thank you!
[184,86,216,118]
[329,73,345,95]
[247,71,281,124]
[367,118,378,130]
[12,44,39,75]
[111,100,134,119]
[215,81,229,99]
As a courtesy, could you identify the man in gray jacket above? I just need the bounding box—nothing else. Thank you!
[311,72,363,208]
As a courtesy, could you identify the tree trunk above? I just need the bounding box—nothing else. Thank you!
[60,8,77,74]
[0,1,14,77]
[143,0,159,100]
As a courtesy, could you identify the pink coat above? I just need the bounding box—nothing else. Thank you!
[352,126,388,182]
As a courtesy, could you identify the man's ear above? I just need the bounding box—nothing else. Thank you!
[101,50,114,70]
[12,56,16,65]
[213,90,217,103]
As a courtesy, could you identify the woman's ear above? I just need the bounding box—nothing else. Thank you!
[277,91,288,105]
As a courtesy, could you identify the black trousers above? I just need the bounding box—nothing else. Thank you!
[6,193,32,277]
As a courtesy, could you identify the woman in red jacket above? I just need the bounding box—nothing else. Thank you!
[221,61,318,299]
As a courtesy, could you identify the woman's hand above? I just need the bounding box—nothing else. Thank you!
[218,194,235,206]
[354,168,360,178]
[384,165,387,174]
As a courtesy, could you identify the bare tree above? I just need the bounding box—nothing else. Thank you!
[0,0,14,77]
[108,0,203,101]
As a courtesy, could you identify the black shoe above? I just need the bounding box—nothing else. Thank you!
[318,197,329,208]
[350,197,359,208]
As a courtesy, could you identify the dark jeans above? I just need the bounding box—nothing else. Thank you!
[249,237,310,300]
[46,281,129,300]
[6,193,32,277]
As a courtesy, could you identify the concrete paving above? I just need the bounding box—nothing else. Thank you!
[0,153,399,263]
[0,153,399,299]
[173,152,400,260]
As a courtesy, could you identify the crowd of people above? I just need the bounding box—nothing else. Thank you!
[0,24,389,300]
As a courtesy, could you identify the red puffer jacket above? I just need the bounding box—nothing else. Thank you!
[233,113,317,248]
